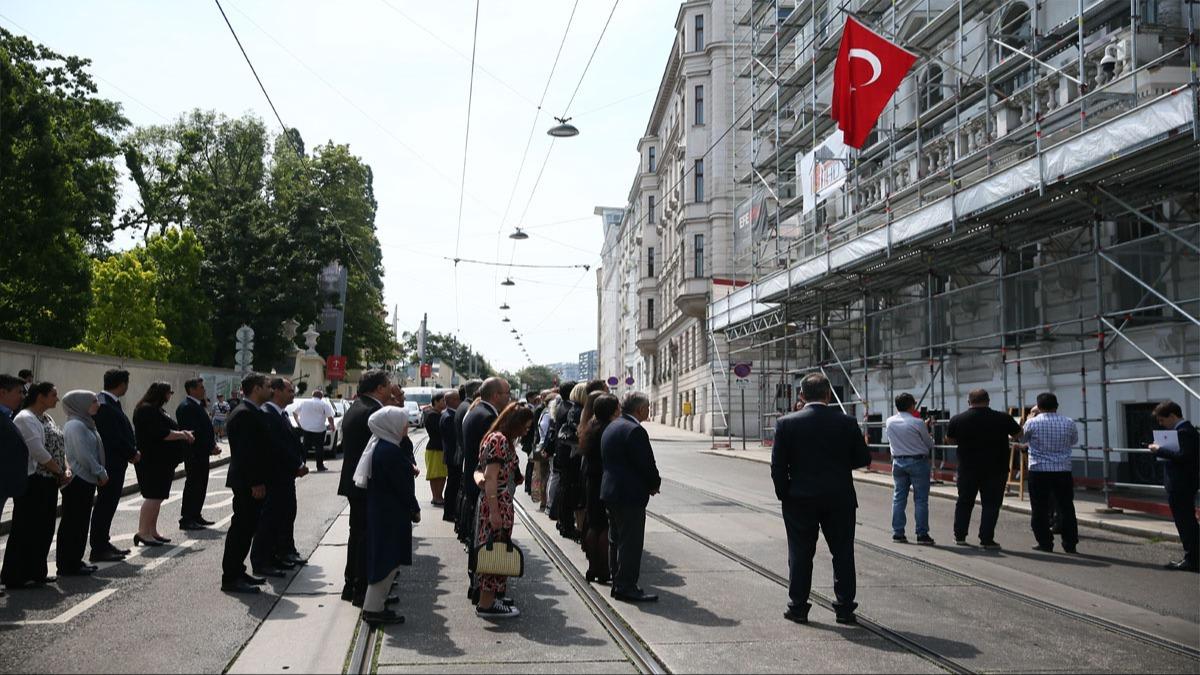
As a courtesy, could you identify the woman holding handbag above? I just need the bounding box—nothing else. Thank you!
[474,402,533,619]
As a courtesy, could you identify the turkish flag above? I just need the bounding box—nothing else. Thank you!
[831,17,918,149]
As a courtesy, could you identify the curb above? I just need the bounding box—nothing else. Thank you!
[701,449,1181,544]
[0,455,233,537]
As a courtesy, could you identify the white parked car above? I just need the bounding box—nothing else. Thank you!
[286,397,349,456]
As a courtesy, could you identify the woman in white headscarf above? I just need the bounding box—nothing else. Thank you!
[354,407,420,627]
[58,390,109,576]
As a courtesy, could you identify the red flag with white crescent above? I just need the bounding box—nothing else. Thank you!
[831,17,918,149]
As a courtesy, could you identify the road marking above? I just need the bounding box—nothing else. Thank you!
[142,539,197,572]
[0,589,119,626]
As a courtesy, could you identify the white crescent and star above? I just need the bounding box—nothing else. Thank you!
[848,48,882,87]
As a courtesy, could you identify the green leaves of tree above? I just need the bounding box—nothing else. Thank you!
[77,253,171,361]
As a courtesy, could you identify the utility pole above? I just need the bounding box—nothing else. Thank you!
[418,313,428,386]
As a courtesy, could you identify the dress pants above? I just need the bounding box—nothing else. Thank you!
[180,451,210,525]
[442,457,461,522]
[303,431,325,466]
[781,497,857,613]
[345,494,368,601]
[1028,471,1079,548]
[276,478,299,556]
[606,503,647,594]
[222,489,262,583]
[90,460,127,551]
[1,475,58,586]
[251,480,289,569]
[57,478,97,572]
[1165,473,1199,563]
[953,465,1008,543]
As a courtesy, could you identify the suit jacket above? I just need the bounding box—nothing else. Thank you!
[176,398,216,460]
[452,399,473,469]
[338,396,384,497]
[771,404,871,506]
[94,394,137,467]
[461,401,499,499]
[1161,420,1200,493]
[263,405,304,483]
[439,407,458,468]
[600,414,661,508]
[0,410,29,500]
[225,400,272,491]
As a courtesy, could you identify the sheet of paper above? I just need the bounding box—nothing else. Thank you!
[1153,430,1180,453]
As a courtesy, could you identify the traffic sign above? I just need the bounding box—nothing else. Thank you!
[607,376,619,387]
[732,362,752,378]
[420,363,432,379]
[625,376,635,386]
[326,355,348,380]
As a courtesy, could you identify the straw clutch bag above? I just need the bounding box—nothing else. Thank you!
[474,536,525,578]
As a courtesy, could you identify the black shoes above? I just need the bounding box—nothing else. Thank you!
[154,535,171,543]
[341,585,355,602]
[133,535,163,548]
[954,537,969,546]
[283,552,307,566]
[1165,559,1200,572]
[222,579,261,594]
[979,540,1002,550]
[242,573,267,586]
[783,604,810,624]
[89,548,127,563]
[1031,544,1054,552]
[892,534,908,543]
[57,564,98,577]
[835,612,858,625]
[611,588,658,603]
[1062,544,1077,554]
[196,517,216,526]
[385,595,400,606]
[916,534,936,546]
[252,566,287,579]
[179,520,208,531]
[363,609,405,626]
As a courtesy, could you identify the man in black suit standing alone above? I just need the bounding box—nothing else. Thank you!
[178,378,220,531]
[221,373,273,594]
[90,369,140,563]
[771,373,870,625]
[1149,400,1199,572]
[600,392,661,603]
[338,371,391,606]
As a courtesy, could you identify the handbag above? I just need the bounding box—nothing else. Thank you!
[473,535,525,578]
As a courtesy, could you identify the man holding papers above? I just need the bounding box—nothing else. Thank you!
[1148,401,1199,572]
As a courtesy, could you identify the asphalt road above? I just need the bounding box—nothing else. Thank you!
[0,454,352,674]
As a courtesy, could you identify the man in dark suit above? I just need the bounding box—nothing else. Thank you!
[221,373,274,594]
[600,392,661,603]
[338,370,391,606]
[90,369,141,563]
[771,373,871,625]
[439,388,462,523]
[0,374,29,597]
[252,377,308,577]
[1150,400,1199,572]
[450,379,483,537]
[177,377,220,530]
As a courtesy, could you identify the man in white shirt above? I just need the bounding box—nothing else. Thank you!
[293,390,335,472]
[885,393,936,545]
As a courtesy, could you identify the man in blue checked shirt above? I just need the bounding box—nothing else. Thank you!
[1023,392,1079,553]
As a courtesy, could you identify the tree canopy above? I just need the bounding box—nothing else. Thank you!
[77,253,171,361]
[398,330,496,380]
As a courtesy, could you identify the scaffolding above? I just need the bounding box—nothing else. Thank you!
[717,0,1200,514]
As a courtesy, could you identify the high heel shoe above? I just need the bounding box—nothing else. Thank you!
[154,535,171,543]
[133,535,164,548]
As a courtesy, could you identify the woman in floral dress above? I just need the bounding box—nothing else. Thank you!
[474,402,534,619]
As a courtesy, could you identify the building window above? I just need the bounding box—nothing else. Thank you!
[648,195,656,224]
[647,298,655,329]
[647,247,655,277]
[695,14,705,51]
[694,159,705,202]
[648,146,656,173]
[694,85,704,125]
[694,234,705,277]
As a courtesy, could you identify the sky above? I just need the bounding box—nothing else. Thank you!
[0,0,683,372]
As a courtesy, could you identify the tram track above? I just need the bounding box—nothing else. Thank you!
[661,477,1200,663]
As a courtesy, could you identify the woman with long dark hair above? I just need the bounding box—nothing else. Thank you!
[132,382,193,546]
[474,402,534,619]
[581,394,619,583]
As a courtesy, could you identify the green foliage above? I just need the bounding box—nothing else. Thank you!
[134,229,213,364]
[77,253,171,361]
[0,28,127,347]
[515,365,558,393]
[398,331,495,380]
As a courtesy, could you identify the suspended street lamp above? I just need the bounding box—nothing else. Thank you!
[509,227,529,240]
[501,277,515,287]
[502,316,511,323]
[499,303,510,310]
[547,116,579,138]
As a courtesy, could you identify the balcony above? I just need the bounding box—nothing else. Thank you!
[636,328,658,356]
[675,277,709,318]
[638,275,657,294]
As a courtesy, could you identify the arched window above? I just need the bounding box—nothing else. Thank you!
[920,64,944,112]
[995,2,1032,63]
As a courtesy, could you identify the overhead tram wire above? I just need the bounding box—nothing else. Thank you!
[446,257,590,271]
[453,0,482,334]
[212,0,374,285]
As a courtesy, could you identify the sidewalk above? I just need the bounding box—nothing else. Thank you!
[642,421,1182,543]
[0,440,232,536]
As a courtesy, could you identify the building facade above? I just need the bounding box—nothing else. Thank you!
[712,0,1197,500]
[547,361,582,383]
[578,349,598,381]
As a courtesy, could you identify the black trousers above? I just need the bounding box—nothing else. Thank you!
[276,479,298,556]
[303,431,325,465]
[222,489,262,583]
[606,502,647,594]
[90,460,127,550]
[344,494,367,600]
[57,478,97,572]
[251,480,289,568]
[954,466,1008,543]
[443,455,461,522]
[781,497,857,613]
[2,475,59,586]
[1028,471,1079,547]
[180,451,210,524]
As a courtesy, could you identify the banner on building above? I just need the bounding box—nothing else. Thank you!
[798,129,849,214]
[734,188,770,254]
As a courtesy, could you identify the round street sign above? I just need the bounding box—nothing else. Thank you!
[625,376,635,386]
[732,362,752,379]
[607,377,619,387]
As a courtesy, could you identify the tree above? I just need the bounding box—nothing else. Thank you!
[515,365,558,393]
[398,331,496,379]
[77,253,171,361]
[0,28,128,347]
[134,229,213,364]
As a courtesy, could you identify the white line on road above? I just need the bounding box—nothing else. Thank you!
[0,589,119,626]
[142,539,197,572]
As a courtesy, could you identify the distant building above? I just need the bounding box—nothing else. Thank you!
[400,359,460,389]
[547,361,582,383]
[578,350,598,381]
